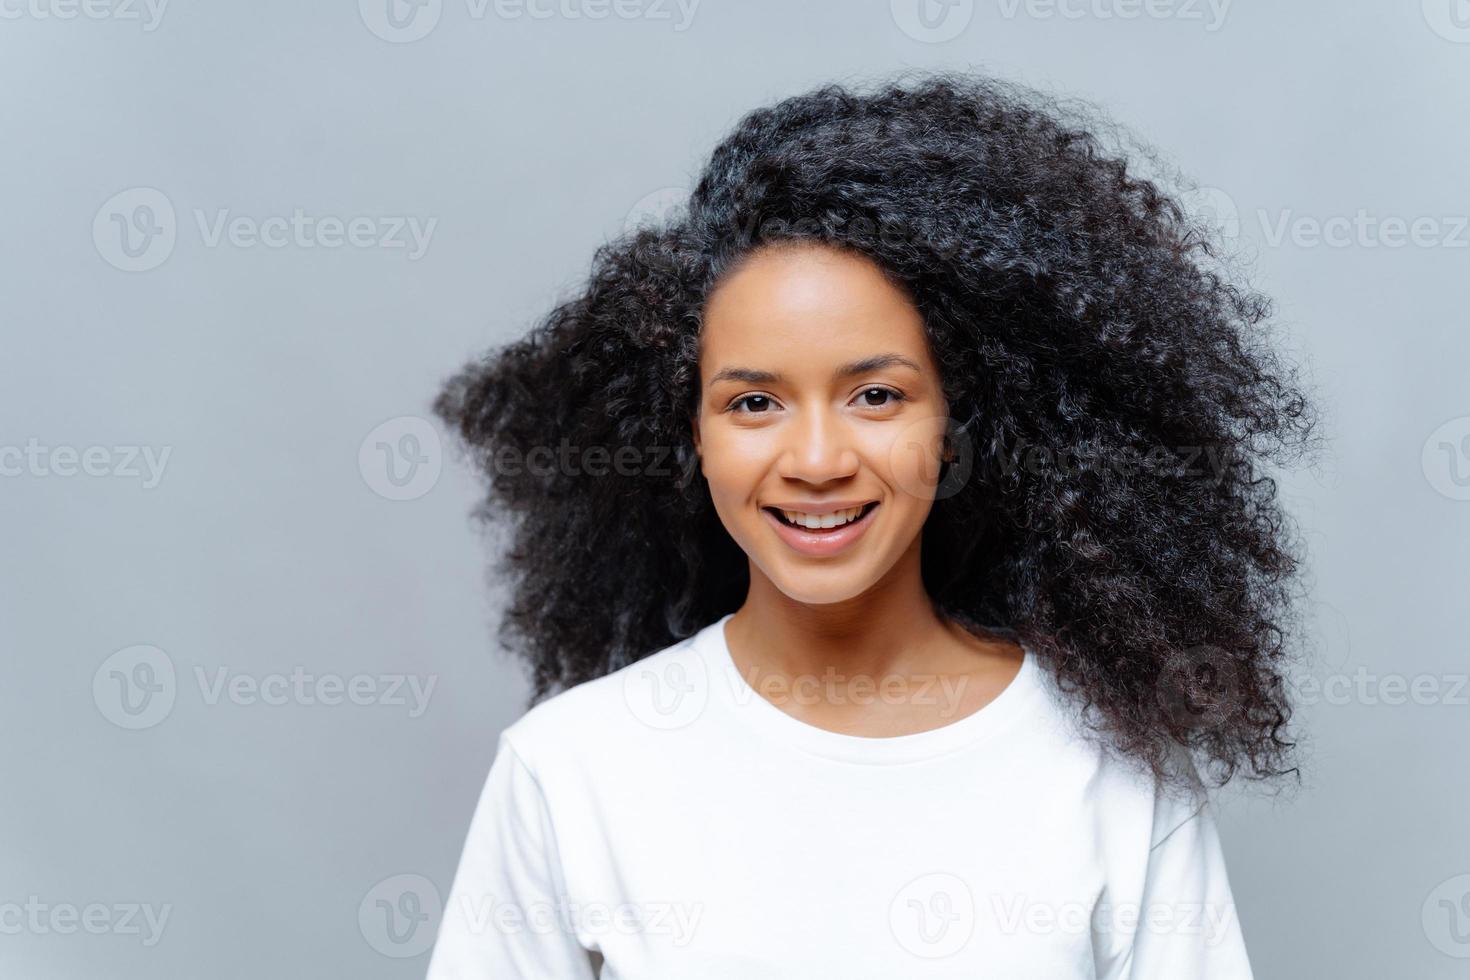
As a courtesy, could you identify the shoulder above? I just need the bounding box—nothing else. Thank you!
[1021,656,1211,842]
[497,625,710,777]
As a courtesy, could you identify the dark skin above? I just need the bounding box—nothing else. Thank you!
[692,242,1023,738]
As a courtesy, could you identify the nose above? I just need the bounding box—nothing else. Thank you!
[774,403,860,484]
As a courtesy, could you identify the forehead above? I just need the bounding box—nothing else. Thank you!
[700,244,927,361]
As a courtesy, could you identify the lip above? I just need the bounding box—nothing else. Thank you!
[762,501,879,558]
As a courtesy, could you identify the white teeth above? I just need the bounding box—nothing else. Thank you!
[779,506,866,529]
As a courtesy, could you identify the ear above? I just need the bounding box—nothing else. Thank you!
[689,411,701,455]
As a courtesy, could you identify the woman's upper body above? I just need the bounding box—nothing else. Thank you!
[426,70,1315,980]
[424,612,1253,979]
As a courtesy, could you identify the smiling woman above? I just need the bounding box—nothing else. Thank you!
[695,244,946,586]
[425,69,1319,978]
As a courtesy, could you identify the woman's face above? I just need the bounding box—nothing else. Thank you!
[693,243,952,606]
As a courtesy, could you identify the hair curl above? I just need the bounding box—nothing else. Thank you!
[435,69,1323,788]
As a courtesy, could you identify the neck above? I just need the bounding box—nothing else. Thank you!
[728,539,959,680]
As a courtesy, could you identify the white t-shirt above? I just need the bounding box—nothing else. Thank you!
[425,612,1254,979]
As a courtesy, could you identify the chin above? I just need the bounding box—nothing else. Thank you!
[764,564,876,606]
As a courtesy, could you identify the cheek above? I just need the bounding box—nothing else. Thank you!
[872,418,948,505]
[697,429,765,505]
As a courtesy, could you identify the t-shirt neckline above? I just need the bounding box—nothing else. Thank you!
[696,611,1041,765]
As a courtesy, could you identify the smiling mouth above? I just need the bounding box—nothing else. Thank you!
[763,501,880,532]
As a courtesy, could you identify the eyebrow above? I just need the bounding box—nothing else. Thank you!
[708,353,923,386]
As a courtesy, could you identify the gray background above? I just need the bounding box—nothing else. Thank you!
[3,1,1467,977]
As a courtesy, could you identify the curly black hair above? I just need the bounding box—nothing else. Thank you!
[434,69,1323,788]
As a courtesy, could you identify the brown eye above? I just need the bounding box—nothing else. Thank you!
[731,394,774,414]
[858,386,905,408]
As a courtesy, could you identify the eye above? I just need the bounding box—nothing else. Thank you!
[727,393,777,414]
[855,386,906,410]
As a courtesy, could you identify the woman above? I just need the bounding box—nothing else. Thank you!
[424,70,1319,978]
